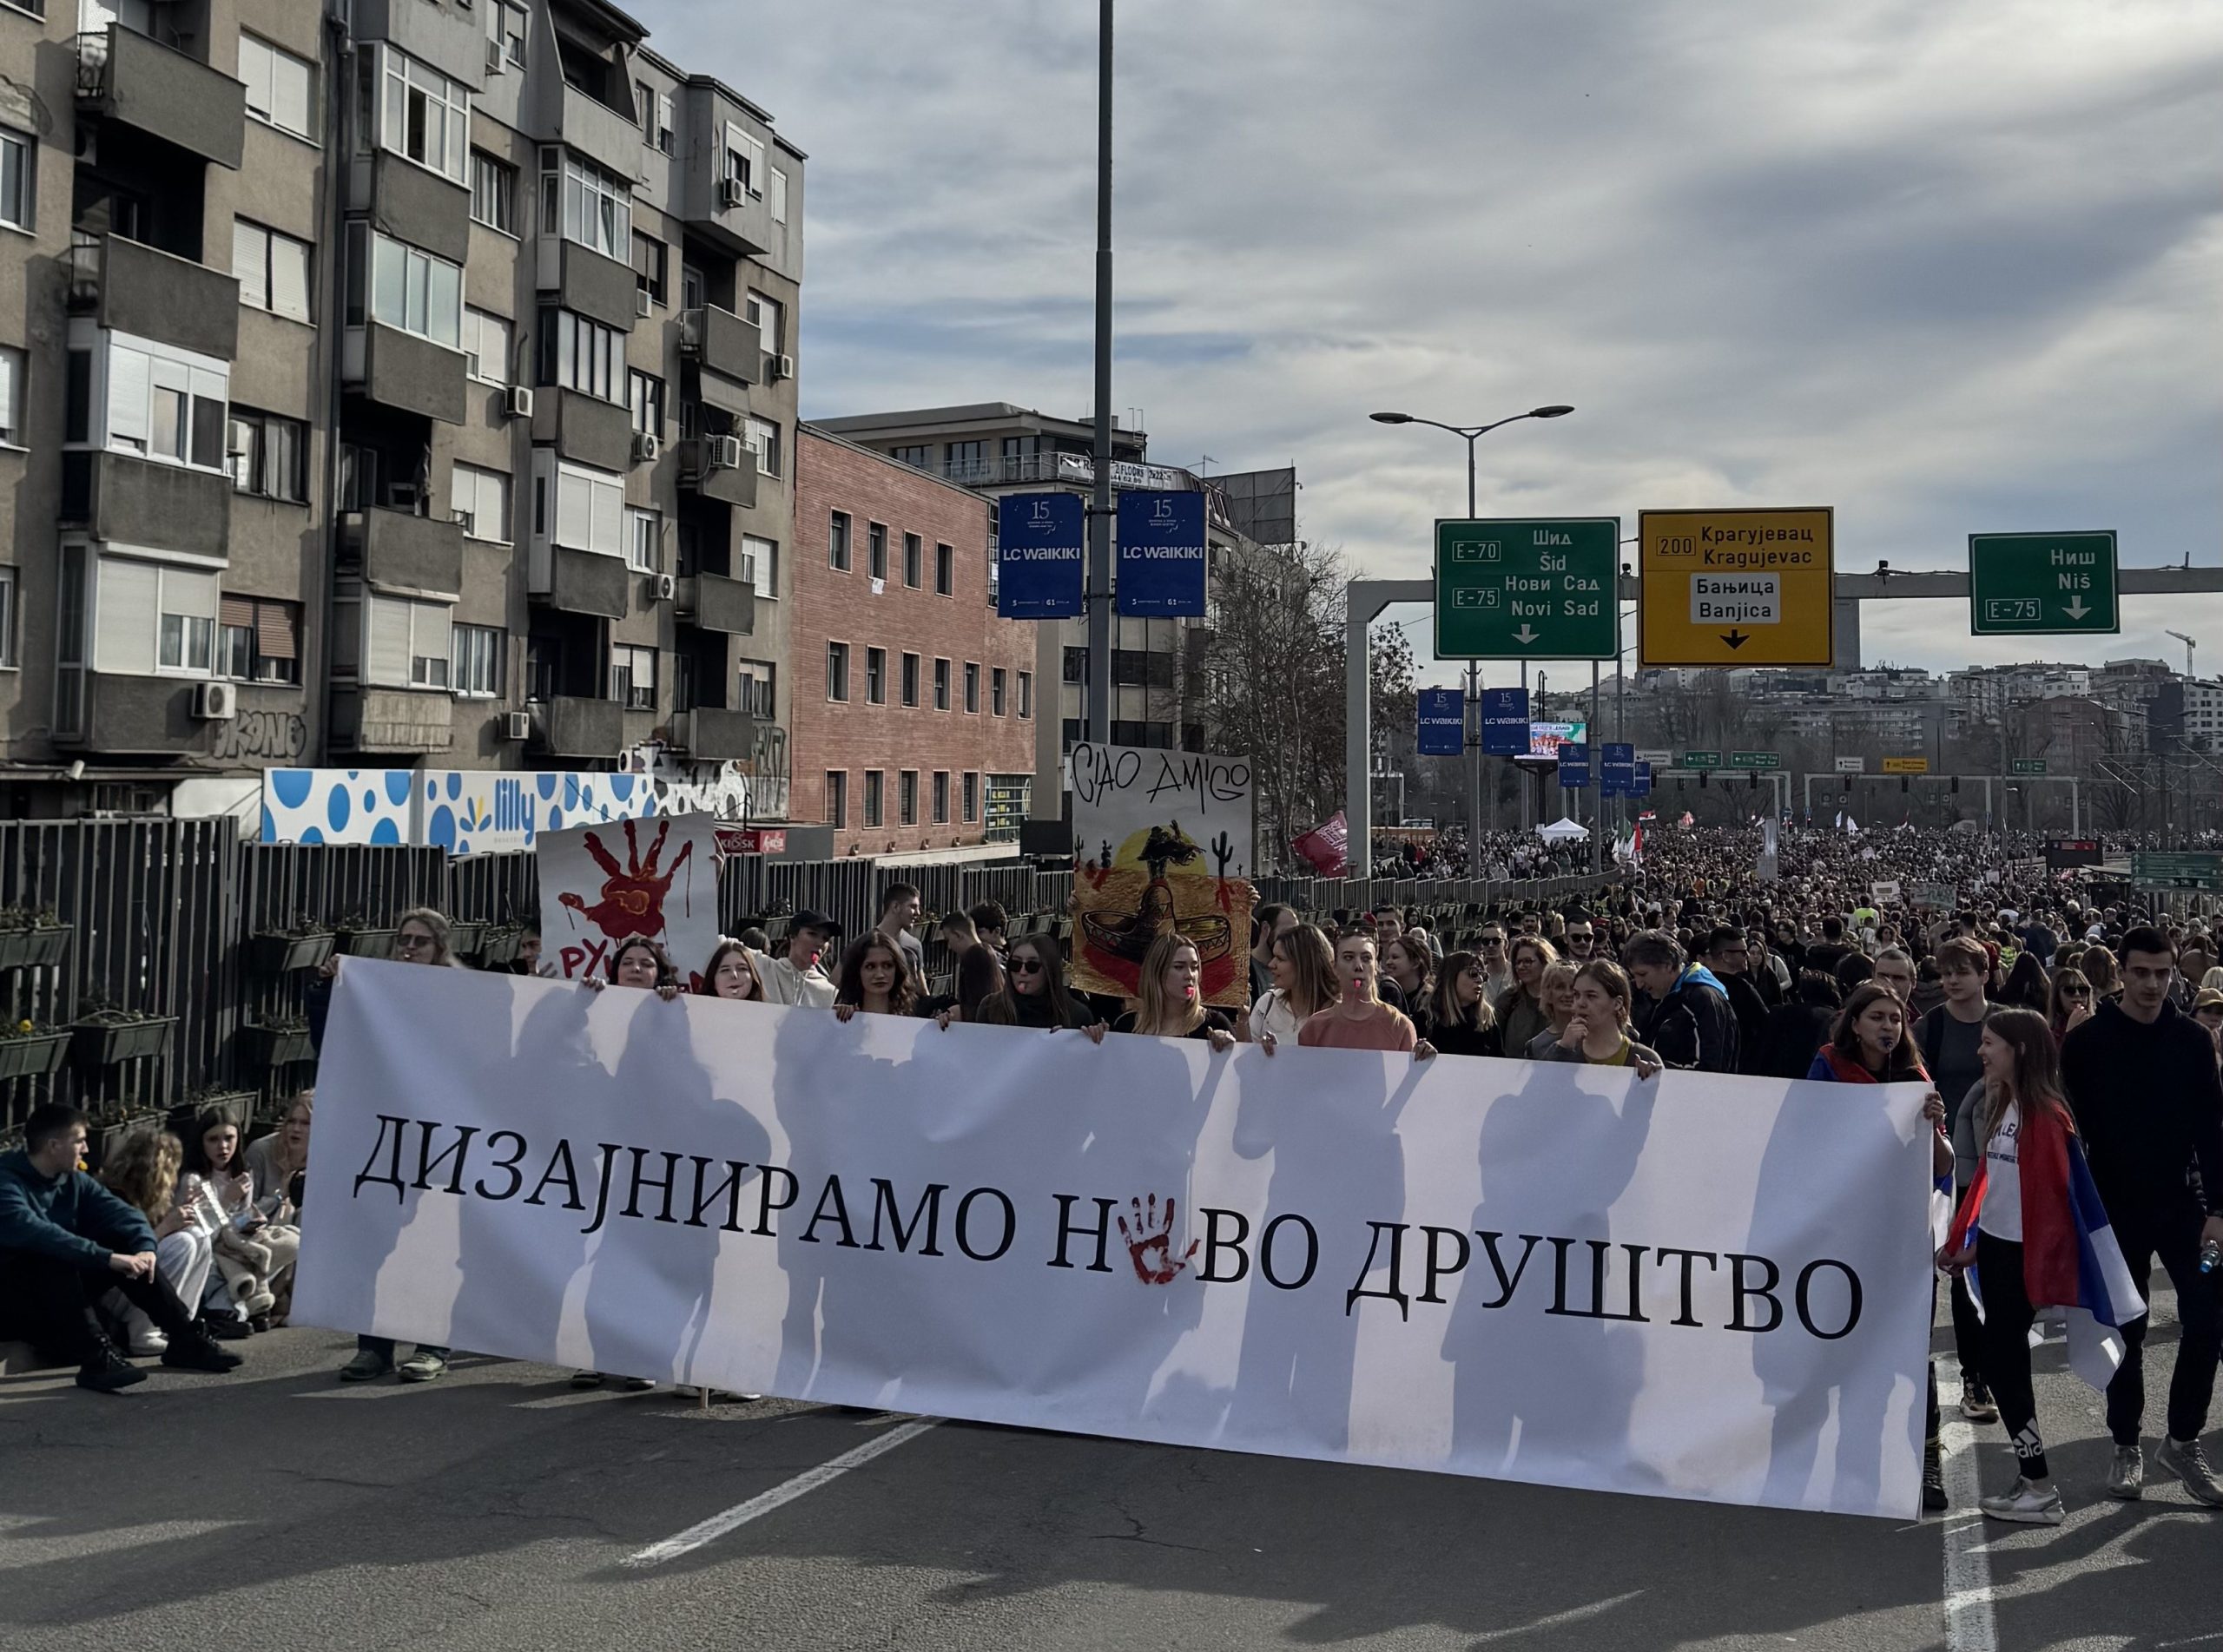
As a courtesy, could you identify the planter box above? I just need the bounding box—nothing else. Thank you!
[249,931,335,973]
[170,1090,254,1135]
[0,1031,71,1081]
[88,1112,163,1175]
[0,925,73,971]
[341,927,397,958]
[444,921,483,955]
[470,925,522,968]
[241,1023,316,1068]
[72,1015,177,1066]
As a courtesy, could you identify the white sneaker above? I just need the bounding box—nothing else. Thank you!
[125,1329,168,1358]
[1980,1477,2066,1524]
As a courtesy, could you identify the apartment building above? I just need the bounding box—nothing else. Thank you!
[0,0,802,819]
[791,426,1036,858]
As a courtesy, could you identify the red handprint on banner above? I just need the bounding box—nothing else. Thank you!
[1117,1194,1197,1286]
[557,818,696,942]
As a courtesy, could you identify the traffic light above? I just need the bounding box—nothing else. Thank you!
[1951,777,1961,794]
[1902,776,1910,793]
[1843,777,1852,793]
[1748,773,1758,790]
[1699,772,1709,787]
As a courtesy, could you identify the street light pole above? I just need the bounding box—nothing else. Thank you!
[1084,0,1115,745]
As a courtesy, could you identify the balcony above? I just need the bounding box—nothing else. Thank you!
[533,546,629,620]
[531,388,633,475]
[676,569,755,636]
[540,238,639,332]
[349,322,467,425]
[682,305,761,388]
[75,27,245,171]
[67,233,240,361]
[58,674,203,754]
[677,438,756,510]
[669,707,756,760]
[61,452,229,560]
[532,694,623,759]
[353,151,471,266]
[340,508,464,598]
[558,84,644,183]
[331,687,454,754]
[346,0,487,88]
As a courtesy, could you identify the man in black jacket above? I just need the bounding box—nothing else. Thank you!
[2061,926,2223,1507]
[1624,930,1740,1073]
[1703,927,1771,1074]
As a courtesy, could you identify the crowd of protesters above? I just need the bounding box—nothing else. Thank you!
[3,828,2220,1530]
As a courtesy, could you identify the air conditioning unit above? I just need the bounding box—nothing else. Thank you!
[718,176,747,209]
[653,572,677,601]
[635,286,652,317]
[677,306,704,353]
[770,352,795,382]
[484,38,505,75]
[193,681,237,722]
[503,709,533,741]
[502,385,534,419]
[631,430,660,463]
[452,510,476,536]
[705,433,745,471]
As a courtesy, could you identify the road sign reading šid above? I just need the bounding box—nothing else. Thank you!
[1434,518,1617,661]
[1639,508,1834,667]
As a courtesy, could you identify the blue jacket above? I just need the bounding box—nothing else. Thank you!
[0,1148,157,1272]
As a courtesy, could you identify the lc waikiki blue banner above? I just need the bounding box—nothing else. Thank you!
[996,492,1086,619]
[1416,688,1464,757]
[1480,688,1530,755]
[1600,742,1636,799]
[1634,761,1653,797]
[1116,491,1208,616]
[1557,744,1591,787]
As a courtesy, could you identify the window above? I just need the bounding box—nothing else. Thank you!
[769,167,788,224]
[828,510,850,570]
[900,651,920,708]
[963,772,980,824]
[0,346,23,446]
[461,306,511,384]
[890,444,930,471]
[452,624,504,697]
[240,35,315,141]
[826,641,849,701]
[627,370,664,435]
[0,126,32,231]
[964,662,981,714]
[865,647,886,705]
[935,542,954,596]
[648,89,675,155]
[549,151,633,261]
[101,335,228,472]
[352,594,451,688]
[992,667,1007,715]
[225,409,307,502]
[0,564,14,668]
[451,464,510,543]
[947,439,986,476]
[932,771,949,825]
[900,771,918,826]
[743,289,784,352]
[723,122,765,196]
[744,416,781,478]
[217,595,300,685]
[681,260,705,312]
[1063,645,1087,683]
[738,660,776,719]
[536,307,621,401]
[741,534,778,597]
[357,228,462,347]
[867,522,887,581]
[933,657,951,711]
[625,506,660,572]
[487,0,528,66]
[533,453,626,556]
[863,770,884,828]
[611,644,656,711]
[470,151,517,234]
[94,558,214,677]
[632,232,666,305]
[233,220,313,324]
[1017,670,1032,719]
[380,47,469,183]
[824,770,847,828]
[902,532,922,589]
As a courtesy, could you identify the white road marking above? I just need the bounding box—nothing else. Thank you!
[623,1418,940,1567]
[0,1517,245,1570]
[1468,1589,1644,1643]
[1940,1415,1997,1652]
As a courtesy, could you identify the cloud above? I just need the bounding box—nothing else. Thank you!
[636,0,2223,683]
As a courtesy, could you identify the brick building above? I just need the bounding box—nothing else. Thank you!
[792,427,1037,856]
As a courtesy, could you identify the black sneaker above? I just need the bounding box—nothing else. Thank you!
[1923,1439,1948,1512]
[162,1330,245,1373]
[197,1313,251,1342]
[76,1340,147,1394]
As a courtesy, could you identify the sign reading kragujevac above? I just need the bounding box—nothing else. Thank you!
[297,964,1937,1520]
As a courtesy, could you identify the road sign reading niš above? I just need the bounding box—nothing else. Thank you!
[2009,759,2048,776]
[1600,743,1636,799]
[2132,851,2223,892]
[1882,756,1929,775]
[1434,518,1617,660]
[1480,687,1530,755]
[1417,688,1464,756]
[1835,756,1866,773]
[1115,490,1208,615]
[1731,751,1781,769]
[995,492,1086,618]
[1969,531,2119,636]
[1639,508,1834,667]
[1557,743,1590,787]
[1681,750,1723,769]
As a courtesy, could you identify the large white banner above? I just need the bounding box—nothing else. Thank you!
[295,964,1936,1519]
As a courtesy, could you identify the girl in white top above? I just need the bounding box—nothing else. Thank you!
[1249,922,1337,1047]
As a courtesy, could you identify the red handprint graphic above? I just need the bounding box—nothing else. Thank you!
[1117,1195,1197,1286]
[557,819,696,941]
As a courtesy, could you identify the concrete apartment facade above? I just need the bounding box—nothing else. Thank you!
[791,425,1036,858]
[0,0,803,820]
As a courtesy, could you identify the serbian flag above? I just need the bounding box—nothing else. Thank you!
[1945,1102,2144,1393]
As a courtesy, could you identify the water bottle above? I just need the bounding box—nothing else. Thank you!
[2201,1238,2222,1276]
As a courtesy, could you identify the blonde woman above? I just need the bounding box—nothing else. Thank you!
[1520,961,1581,1060]
[1112,933,1237,1050]
[1494,936,1560,1055]
[98,1131,214,1356]
[1250,923,1337,1050]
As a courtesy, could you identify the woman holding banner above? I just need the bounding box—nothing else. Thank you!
[833,934,918,1021]
[699,940,765,1002]
[1112,934,1237,1050]
[1251,924,1337,1050]
[1494,937,1559,1056]
[1542,962,1663,1076]
[1520,962,1580,1060]
[976,933,1104,1035]
[1293,931,1434,1057]
[1417,951,1501,1059]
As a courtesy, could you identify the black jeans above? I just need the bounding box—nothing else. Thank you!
[1949,1181,1987,1386]
[1976,1234,2048,1481]
[0,1247,195,1366]
[2106,1203,2222,1447]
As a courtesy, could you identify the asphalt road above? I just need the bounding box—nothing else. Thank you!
[2,1287,2214,1652]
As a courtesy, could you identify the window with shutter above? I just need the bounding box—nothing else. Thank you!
[366,595,412,685]
[233,220,267,306]
[769,168,788,223]
[96,559,158,675]
[0,346,20,445]
[269,236,311,322]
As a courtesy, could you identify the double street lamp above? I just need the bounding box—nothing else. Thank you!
[1369,405,1574,517]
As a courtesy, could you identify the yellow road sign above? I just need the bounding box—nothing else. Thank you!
[1881,756,1929,775]
[1639,507,1834,666]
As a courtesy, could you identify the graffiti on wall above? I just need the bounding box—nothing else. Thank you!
[213,708,309,767]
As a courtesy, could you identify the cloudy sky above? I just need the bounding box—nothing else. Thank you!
[639,0,2221,688]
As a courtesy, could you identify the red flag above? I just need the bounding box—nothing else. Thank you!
[1291,811,1349,876]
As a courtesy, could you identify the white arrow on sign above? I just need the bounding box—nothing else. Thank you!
[2063,597,2090,620]
[1513,625,1539,645]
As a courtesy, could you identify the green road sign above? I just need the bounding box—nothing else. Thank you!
[1435,517,1618,660]
[1681,750,1722,768]
[2131,851,2222,891]
[1731,751,1781,769]
[2009,759,2048,775]
[1969,531,2119,635]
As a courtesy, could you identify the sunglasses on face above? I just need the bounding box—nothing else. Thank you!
[2061,987,2089,999]
[1010,958,1045,975]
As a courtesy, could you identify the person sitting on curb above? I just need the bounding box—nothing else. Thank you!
[0,1103,242,1392]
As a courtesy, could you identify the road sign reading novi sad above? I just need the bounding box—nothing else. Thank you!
[1681,750,1722,769]
[1435,517,1617,661]
[1969,532,2118,636]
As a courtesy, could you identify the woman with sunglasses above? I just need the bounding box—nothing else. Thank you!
[976,933,1103,1036]
[1420,950,1501,1058]
[832,932,917,1021]
[699,940,764,1003]
[2046,967,2094,1043]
